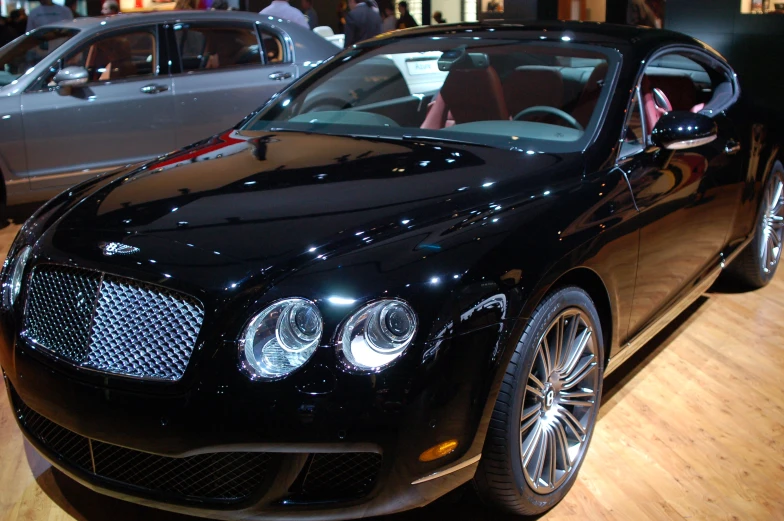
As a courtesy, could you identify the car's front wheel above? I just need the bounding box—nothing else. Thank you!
[474,286,604,516]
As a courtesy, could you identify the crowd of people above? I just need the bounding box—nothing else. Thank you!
[0,0,425,50]
[0,0,73,47]
[260,0,420,47]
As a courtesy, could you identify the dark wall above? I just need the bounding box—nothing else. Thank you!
[665,0,784,118]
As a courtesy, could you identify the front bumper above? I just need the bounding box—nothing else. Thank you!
[0,322,503,520]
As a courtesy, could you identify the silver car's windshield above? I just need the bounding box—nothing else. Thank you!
[0,28,79,87]
[242,36,619,152]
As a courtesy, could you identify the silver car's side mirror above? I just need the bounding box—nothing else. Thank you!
[53,66,89,94]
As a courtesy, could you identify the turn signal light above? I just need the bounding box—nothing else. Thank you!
[418,439,459,462]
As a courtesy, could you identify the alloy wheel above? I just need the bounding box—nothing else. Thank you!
[520,308,600,494]
[760,172,784,274]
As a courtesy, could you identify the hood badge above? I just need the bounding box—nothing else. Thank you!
[100,242,140,257]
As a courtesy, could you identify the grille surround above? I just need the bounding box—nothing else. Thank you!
[23,265,204,381]
[10,386,273,504]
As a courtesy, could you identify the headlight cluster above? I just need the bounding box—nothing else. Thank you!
[2,245,33,309]
[239,298,417,380]
[337,300,417,372]
[239,298,323,380]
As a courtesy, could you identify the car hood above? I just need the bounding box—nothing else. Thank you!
[42,129,583,295]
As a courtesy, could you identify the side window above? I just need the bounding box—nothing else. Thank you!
[636,50,736,145]
[62,30,156,84]
[620,89,645,158]
[259,29,286,64]
[174,24,261,72]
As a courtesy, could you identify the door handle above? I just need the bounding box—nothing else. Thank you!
[268,71,293,81]
[725,140,741,155]
[140,84,169,94]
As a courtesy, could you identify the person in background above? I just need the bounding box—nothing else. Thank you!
[433,10,446,23]
[261,0,309,29]
[9,9,26,35]
[65,0,82,18]
[211,0,229,9]
[26,0,73,31]
[395,1,417,29]
[381,4,395,31]
[301,0,318,29]
[0,16,16,47]
[174,0,197,9]
[344,0,381,47]
[101,0,120,15]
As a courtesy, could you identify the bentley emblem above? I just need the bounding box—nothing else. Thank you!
[100,242,140,256]
[544,390,555,409]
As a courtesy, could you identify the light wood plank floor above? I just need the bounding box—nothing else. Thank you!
[0,211,782,521]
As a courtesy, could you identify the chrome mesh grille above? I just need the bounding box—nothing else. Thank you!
[85,276,203,380]
[24,267,101,363]
[23,265,204,381]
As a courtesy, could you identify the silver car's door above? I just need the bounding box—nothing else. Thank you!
[20,25,175,191]
[169,21,297,147]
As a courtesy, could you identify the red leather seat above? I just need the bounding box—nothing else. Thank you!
[645,74,697,111]
[502,66,564,118]
[641,75,673,132]
[572,62,608,127]
[438,66,510,124]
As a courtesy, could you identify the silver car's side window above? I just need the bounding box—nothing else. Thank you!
[259,29,289,65]
[40,28,157,89]
[173,23,262,73]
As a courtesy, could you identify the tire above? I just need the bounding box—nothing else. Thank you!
[473,286,604,516]
[729,162,784,289]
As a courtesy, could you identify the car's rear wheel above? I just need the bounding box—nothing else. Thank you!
[730,162,784,289]
[474,286,604,516]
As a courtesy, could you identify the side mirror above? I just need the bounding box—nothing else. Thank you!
[53,66,89,93]
[651,111,718,150]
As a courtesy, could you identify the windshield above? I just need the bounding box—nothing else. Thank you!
[0,28,79,87]
[243,35,619,152]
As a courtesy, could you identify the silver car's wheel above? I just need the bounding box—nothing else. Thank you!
[521,309,599,493]
[760,171,784,274]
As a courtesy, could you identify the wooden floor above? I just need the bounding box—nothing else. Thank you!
[1,209,783,521]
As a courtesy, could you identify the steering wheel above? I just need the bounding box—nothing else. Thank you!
[513,106,584,132]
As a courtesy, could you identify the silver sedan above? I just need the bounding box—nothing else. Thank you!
[0,11,336,206]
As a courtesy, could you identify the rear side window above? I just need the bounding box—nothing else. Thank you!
[174,23,261,72]
[260,29,287,64]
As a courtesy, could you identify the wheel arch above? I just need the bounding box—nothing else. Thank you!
[542,267,614,371]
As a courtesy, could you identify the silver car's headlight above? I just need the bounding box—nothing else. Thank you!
[2,245,32,309]
[337,299,417,372]
[239,298,323,380]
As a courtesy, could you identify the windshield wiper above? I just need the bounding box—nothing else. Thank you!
[400,134,493,148]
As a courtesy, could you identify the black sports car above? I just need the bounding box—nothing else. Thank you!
[1,21,782,519]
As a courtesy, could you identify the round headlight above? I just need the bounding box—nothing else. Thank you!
[3,245,32,308]
[337,299,417,372]
[239,298,323,380]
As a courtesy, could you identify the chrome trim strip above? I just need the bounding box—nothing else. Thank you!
[605,264,722,376]
[411,455,481,485]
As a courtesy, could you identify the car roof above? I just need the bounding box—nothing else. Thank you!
[373,20,706,55]
[43,10,305,32]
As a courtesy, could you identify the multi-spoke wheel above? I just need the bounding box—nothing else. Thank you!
[760,171,784,274]
[474,286,604,516]
[520,309,599,493]
[730,162,784,288]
